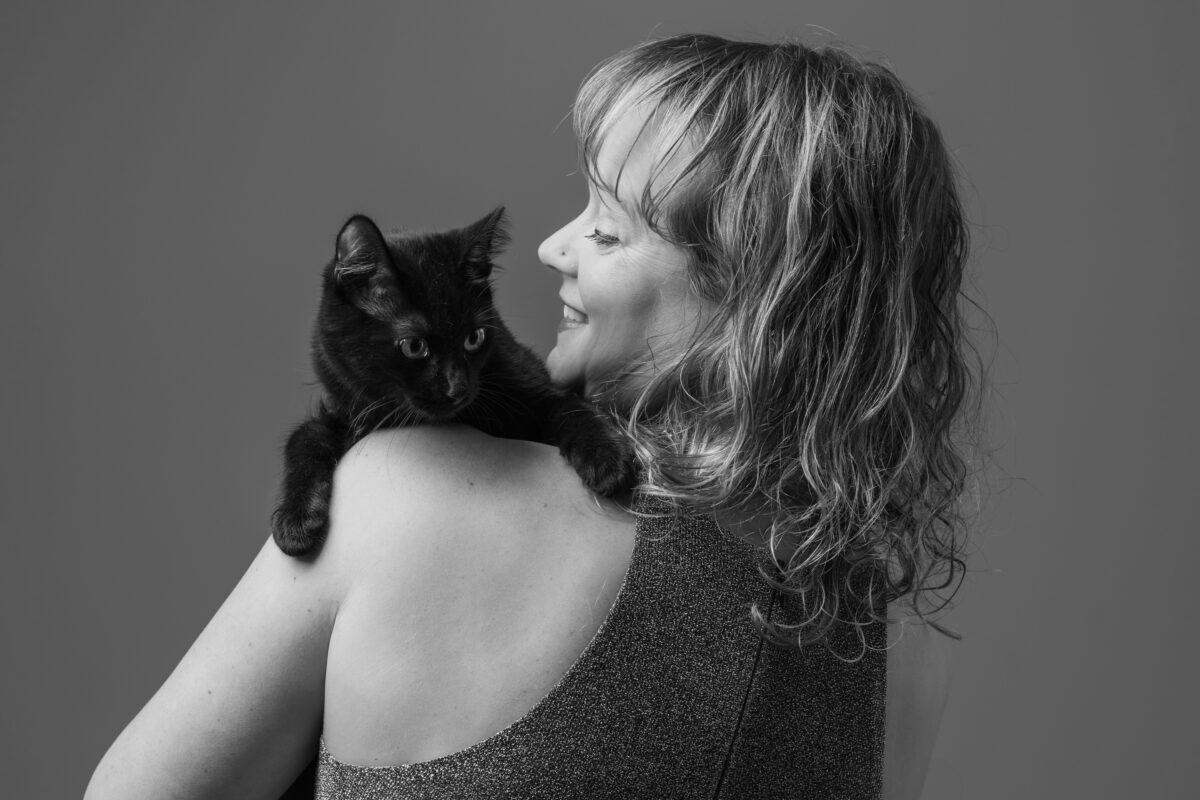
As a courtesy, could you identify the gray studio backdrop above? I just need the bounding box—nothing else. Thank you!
[2,1,1196,797]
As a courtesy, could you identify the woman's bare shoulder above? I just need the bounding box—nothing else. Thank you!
[881,603,953,800]
[334,423,556,493]
[337,424,581,491]
[321,424,616,572]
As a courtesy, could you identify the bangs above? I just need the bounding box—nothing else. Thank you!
[572,53,717,242]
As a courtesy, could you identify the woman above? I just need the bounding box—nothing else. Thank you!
[85,34,972,799]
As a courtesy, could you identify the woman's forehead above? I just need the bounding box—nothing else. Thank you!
[590,105,691,213]
[592,112,651,190]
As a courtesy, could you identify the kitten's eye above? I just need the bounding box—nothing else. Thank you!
[396,337,430,359]
[585,229,620,248]
[464,327,487,352]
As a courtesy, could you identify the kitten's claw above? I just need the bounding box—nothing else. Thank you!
[271,486,331,557]
[561,426,639,498]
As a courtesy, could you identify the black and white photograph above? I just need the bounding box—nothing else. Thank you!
[3,1,1195,798]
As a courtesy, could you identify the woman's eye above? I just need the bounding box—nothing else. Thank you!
[396,337,430,359]
[463,327,487,352]
[585,229,620,248]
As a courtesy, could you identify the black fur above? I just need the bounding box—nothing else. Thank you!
[271,208,636,557]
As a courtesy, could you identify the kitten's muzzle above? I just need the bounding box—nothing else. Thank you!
[443,371,470,402]
[416,391,475,421]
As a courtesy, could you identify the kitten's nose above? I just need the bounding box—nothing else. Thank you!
[444,371,468,402]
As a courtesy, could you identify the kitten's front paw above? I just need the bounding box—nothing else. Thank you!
[560,425,638,498]
[271,485,331,557]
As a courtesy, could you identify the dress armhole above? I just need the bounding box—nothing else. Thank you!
[881,608,952,800]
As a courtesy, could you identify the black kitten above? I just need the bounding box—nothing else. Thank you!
[271,207,636,557]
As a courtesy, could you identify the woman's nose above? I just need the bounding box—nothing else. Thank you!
[538,224,576,277]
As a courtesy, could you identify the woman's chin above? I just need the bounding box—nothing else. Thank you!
[545,348,582,393]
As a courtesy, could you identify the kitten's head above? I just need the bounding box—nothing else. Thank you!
[318,208,509,422]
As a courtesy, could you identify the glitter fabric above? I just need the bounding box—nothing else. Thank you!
[315,495,886,799]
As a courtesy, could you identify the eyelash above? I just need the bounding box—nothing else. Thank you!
[585,229,620,248]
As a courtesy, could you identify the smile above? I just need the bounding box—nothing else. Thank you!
[559,304,588,332]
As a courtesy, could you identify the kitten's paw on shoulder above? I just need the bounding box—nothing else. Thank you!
[562,428,639,498]
[271,494,331,558]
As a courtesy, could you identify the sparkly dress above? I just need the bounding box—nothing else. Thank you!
[313,496,887,799]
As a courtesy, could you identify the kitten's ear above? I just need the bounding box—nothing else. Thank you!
[333,215,398,317]
[335,214,387,275]
[461,206,510,282]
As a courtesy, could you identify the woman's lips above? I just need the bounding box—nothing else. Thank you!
[558,303,588,332]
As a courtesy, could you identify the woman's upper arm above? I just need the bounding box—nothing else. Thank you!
[881,607,953,800]
[84,532,348,800]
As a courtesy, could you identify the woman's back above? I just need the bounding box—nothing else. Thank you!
[315,425,915,799]
[320,424,638,768]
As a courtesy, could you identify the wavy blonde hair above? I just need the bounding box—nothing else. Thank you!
[575,34,981,652]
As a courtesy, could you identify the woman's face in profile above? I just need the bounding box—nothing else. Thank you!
[539,112,704,398]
